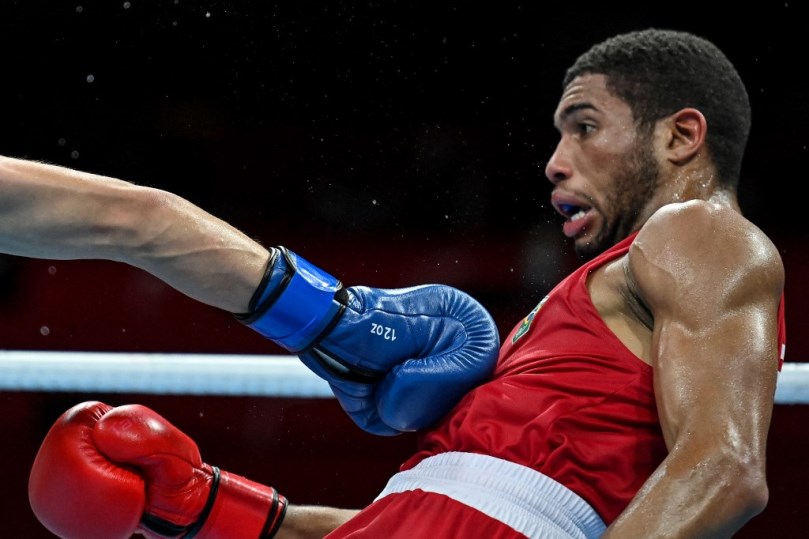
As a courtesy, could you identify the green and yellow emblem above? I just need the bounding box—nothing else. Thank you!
[512,296,549,344]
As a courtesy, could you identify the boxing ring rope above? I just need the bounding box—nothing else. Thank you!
[1,350,808,404]
[0,351,332,397]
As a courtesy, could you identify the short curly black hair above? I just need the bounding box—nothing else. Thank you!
[563,28,750,189]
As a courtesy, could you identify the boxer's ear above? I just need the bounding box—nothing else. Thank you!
[661,107,707,165]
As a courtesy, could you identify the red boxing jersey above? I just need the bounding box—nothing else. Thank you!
[405,232,787,524]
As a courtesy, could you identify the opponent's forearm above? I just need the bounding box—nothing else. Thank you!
[0,155,269,313]
[0,155,134,257]
[276,505,359,539]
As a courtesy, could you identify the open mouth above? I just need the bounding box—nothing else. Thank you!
[552,198,595,239]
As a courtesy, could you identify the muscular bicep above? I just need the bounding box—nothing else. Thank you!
[628,203,783,450]
[650,300,778,450]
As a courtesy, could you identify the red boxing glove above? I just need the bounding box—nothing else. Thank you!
[29,401,287,539]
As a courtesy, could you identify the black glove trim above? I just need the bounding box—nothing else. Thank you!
[309,346,385,383]
[236,247,294,323]
[183,466,222,539]
[260,488,288,539]
[140,513,187,537]
[300,288,385,383]
[296,286,348,354]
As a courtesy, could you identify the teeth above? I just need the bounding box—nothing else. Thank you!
[570,209,586,221]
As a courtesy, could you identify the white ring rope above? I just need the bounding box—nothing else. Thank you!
[0,350,332,397]
[0,350,807,404]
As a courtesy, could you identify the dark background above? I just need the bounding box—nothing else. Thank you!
[0,1,807,537]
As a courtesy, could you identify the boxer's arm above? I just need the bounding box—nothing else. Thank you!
[0,155,267,313]
[276,506,359,539]
[604,203,783,537]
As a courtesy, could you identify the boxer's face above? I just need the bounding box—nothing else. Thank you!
[546,73,661,260]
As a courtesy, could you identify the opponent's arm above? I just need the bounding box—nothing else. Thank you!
[0,155,501,434]
[278,507,359,539]
[604,202,784,538]
[0,155,268,313]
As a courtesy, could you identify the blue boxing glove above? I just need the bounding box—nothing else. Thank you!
[237,247,500,436]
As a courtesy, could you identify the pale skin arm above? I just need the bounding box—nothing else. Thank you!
[603,202,784,538]
[276,506,360,539]
[0,155,269,313]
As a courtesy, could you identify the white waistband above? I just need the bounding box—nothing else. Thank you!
[376,452,606,539]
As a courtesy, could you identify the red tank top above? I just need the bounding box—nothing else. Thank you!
[404,232,787,524]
